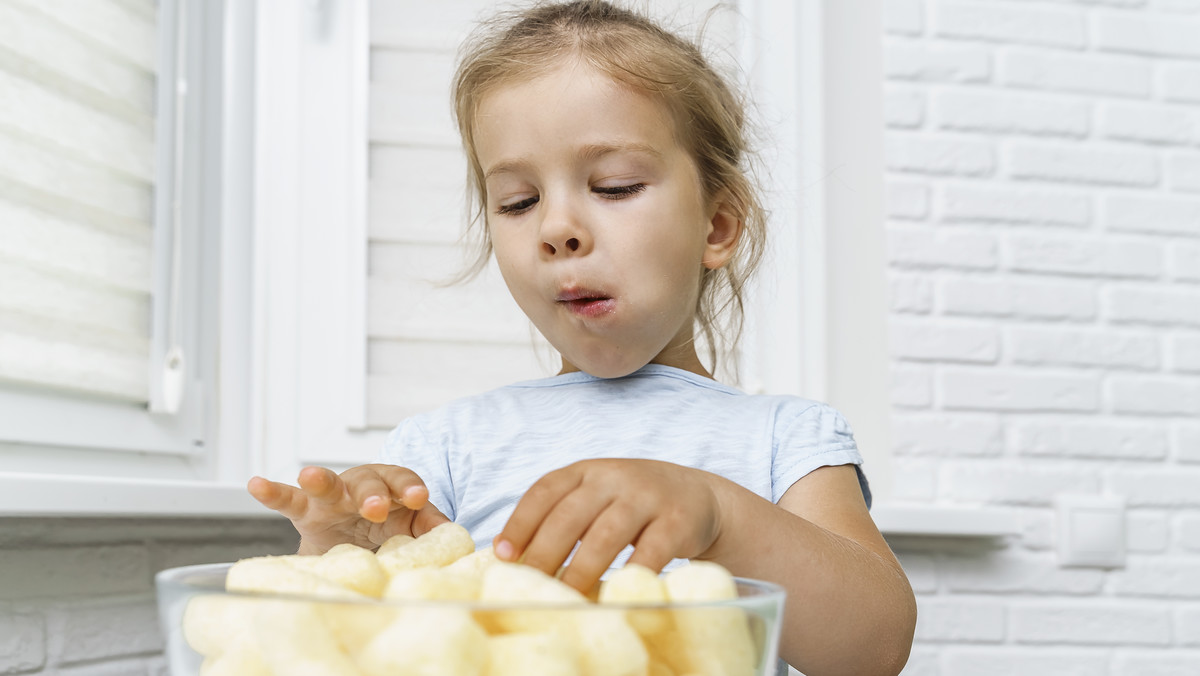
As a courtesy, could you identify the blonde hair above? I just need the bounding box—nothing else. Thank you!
[452,0,766,378]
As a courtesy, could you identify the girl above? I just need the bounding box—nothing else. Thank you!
[249,2,916,674]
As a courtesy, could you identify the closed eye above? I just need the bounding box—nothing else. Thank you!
[496,195,539,215]
[593,184,646,200]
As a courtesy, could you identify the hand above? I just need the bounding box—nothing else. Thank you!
[494,459,725,593]
[247,464,450,555]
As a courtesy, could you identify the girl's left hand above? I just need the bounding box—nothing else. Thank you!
[493,458,725,592]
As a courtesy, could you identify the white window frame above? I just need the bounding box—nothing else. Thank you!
[251,0,378,483]
[740,1,1014,535]
[249,0,902,492]
[253,0,1015,534]
[742,2,1013,536]
[738,0,897,501]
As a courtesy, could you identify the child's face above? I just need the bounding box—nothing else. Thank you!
[473,62,735,378]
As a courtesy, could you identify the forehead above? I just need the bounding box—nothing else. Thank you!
[472,62,685,169]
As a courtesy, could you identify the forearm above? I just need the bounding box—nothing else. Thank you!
[701,480,916,676]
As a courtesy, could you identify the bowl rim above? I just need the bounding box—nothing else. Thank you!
[155,561,787,612]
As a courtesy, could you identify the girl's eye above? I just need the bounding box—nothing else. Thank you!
[496,196,538,215]
[594,184,646,200]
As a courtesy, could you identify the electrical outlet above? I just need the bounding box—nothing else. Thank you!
[1055,494,1126,568]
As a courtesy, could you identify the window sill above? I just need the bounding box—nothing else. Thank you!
[872,501,1019,538]
[0,477,1021,537]
[0,473,272,518]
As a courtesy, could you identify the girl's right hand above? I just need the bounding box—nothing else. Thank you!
[247,464,450,555]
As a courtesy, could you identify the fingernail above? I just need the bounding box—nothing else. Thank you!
[495,539,514,561]
[402,486,420,504]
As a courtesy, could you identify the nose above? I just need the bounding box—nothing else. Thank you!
[539,196,592,257]
[543,237,580,255]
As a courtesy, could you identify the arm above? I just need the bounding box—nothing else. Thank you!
[701,464,916,676]
[495,459,915,676]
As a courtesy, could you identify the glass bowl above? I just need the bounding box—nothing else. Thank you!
[156,561,786,676]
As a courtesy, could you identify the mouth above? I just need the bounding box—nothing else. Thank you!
[556,288,616,317]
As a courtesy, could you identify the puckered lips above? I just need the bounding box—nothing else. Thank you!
[556,286,616,317]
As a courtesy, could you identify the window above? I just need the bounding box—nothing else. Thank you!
[253,0,896,504]
[0,0,259,513]
[1,0,903,517]
[0,1,201,455]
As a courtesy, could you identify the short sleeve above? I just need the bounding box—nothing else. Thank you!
[770,400,870,507]
[379,418,456,521]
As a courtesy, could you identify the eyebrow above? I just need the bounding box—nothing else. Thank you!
[483,142,664,180]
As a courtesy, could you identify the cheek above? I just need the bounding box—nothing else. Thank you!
[490,237,536,294]
[652,224,708,277]
[488,225,514,264]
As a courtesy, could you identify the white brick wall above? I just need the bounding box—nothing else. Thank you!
[1010,417,1169,460]
[1000,50,1152,98]
[1163,63,1200,103]
[885,0,1200,672]
[0,518,297,674]
[1010,602,1171,645]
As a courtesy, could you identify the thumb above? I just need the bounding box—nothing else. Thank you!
[411,503,452,537]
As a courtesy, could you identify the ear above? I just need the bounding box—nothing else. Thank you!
[701,193,743,270]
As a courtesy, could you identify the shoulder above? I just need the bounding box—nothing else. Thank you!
[637,366,854,437]
[772,396,854,430]
[769,397,857,449]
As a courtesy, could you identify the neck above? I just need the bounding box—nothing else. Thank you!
[558,346,713,380]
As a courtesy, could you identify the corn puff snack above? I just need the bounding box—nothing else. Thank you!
[180,523,769,676]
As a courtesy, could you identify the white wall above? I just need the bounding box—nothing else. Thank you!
[883,1,1200,673]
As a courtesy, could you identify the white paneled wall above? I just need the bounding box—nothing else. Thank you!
[366,0,552,427]
[884,1,1200,673]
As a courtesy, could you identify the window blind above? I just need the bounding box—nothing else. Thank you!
[0,0,158,403]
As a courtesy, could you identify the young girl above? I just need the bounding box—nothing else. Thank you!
[248,2,916,674]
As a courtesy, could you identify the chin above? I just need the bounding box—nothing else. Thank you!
[563,349,652,380]
[579,364,645,379]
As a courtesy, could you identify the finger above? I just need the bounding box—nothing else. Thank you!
[367,506,414,547]
[371,464,431,510]
[559,504,646,592]
[341,465,429,523]
[516,488,612,577]
[624,519,680,575]
[338,473,393,524]
[495,467,582,562]
[369,497,449,545]
[411,502,452,537]
[296,466,349,505]
[246,476,309,520]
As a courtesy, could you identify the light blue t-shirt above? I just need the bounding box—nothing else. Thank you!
[380,364,869,550]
